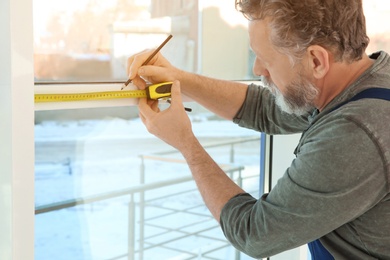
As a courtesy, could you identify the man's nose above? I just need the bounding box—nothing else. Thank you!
[253,58,270,77]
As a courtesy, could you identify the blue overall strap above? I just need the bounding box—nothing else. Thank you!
[331,88,390,112]
[308,240,334,260]
[308,88,390,260]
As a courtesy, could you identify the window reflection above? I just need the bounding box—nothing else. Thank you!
[33,0,199,82]
[35,106,261,259]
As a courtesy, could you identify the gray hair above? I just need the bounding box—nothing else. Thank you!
[236,0,370,64]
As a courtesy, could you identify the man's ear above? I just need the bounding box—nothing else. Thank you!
[307,45,330,79]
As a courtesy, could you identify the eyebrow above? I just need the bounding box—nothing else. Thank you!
[251,46,266,63]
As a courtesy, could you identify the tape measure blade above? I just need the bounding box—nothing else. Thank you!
[34,90,147,103]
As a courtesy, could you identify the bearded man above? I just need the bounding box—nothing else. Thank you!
[127,0,390,258]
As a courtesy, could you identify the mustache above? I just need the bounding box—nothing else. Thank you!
[260,76,278,94]
[260,76,272,87]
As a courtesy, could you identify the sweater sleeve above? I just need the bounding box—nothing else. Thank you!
[233,83,310,134]
[220,115,387,259]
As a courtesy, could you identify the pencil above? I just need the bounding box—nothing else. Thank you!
[121,34,173,90]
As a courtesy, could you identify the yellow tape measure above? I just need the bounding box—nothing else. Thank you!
[34,90,146,103]
[34,82,173,103]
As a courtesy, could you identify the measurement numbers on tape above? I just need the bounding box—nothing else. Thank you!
[34,82,193,111]
[34,82,173,103]
[34,90,148,103]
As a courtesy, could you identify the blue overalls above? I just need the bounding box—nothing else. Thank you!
[308,88,390,259]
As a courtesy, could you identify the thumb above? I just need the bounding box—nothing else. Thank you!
[170,80,184,108]
[138,65,169,81]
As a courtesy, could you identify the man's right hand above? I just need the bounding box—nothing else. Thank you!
[127,49,179,90]
[127,48,249,121]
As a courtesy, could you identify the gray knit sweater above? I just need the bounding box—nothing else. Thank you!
[221,51,390,259]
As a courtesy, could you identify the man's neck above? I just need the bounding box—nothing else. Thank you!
[316,54,374,111]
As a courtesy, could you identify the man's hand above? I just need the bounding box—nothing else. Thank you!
[127,49,178,90]
[138,80,196,151]
[139,80,246,222]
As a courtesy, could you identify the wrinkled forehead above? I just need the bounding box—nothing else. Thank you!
[248,19,272,49]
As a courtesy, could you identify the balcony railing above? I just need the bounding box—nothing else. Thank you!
[35,137,260,260]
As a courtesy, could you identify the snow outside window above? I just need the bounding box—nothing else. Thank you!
[34,1,261,260]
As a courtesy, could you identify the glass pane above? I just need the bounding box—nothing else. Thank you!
[34,1,261,259]
[35,105,261,259]
[33,0,196,82]
[33,0,253,83]
[364,0,390,54]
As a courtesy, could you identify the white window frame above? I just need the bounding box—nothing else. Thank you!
[1,0,35,259]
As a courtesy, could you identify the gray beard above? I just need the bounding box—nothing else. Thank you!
[260,76,318,116]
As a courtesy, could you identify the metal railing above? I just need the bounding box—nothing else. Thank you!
[35,136,261,260]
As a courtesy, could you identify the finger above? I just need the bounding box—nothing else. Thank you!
[127,49,153,80]
[138,97,155,120]
[132,76,147,90]
[138,65,171,83]
[139,111,146,126]
[127,49,151,77]
[147,99,160,112]
[169,80,184,108]
[126,56,135,78]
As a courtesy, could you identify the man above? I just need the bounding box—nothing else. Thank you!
[127,0,390,259]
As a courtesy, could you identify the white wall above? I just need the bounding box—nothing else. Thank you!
[271,134,309,260]
[271,134,301,184]
[0,0,35,259]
